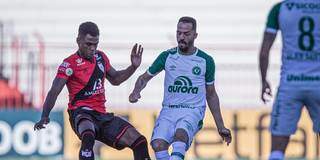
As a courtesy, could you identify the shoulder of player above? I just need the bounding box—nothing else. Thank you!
[196,49,214,62]
[269,1,283,13]
[163,47,178,55]
[60,53,78,68]
[153,47,177,61]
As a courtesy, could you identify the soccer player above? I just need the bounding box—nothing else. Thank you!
[34,22,150,160]
[259,1,320,159]
[129,16,232,160]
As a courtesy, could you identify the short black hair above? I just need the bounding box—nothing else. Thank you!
[178,16,197,31]
[78,21,100,37]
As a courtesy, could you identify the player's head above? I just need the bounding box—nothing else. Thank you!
[77,21,100,60]
[176,16,198,52]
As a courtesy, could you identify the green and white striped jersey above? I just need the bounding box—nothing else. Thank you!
[147,47,215,109]
[266,0,320,87]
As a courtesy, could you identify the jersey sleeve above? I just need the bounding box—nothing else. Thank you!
[205,56,215,85]
[265,2,281,34]
[56,60,73,80]
[147,51,169,76]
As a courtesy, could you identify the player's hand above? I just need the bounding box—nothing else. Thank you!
[131,43,143,68]
[261,80,272,104]
[34,117,50,131]
[218,127,232,146]
[129,92,141,103]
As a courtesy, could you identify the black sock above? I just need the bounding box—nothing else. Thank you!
[130,136,151,160]
[79,130,95,160]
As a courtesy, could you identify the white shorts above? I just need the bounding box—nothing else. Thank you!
[151,106,205,149]
[270,86,320,135]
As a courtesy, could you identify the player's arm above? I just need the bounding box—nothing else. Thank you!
[34,77,67,130]
[206,84,231,145]
[259,32,277,83]
[129,72,153,103]
[259,32,277,102]
[129,51,166,103]
[259,2,280,103]
[106,44,143,86]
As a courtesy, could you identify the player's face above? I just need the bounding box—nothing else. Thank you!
[77,34,99,60]
[176,22,197,52]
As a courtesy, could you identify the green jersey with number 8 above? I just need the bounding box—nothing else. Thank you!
[266,0,320,87]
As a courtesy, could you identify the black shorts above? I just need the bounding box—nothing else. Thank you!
[68,107,133,150]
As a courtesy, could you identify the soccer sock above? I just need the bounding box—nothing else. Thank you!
[79,130,95,160]
[269,150,284,160]
[170,141,187,160]
[155,150,170,160]
[130,136,151,160]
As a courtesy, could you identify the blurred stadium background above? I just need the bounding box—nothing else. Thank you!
[0,0,318,159]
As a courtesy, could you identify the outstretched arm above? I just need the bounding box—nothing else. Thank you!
[106,44,143,86]
[129,72,153,103]
[206,84,232,145]
[259,32,276,103]
[34,77,67,130]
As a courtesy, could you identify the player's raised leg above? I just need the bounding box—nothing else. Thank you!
[169,129,188,160]
[118,126,151,160]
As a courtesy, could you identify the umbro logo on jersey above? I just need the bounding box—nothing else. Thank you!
[76,58,82,63]
[168,76,198,94]
[76,58,85,66]
[169,65,176,71]
[169,55,179,60]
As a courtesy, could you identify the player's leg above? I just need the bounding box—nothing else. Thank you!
[72,111,96,160]
[170,128,188,160]
[269,88,303,160]
[151,109,176,160]
[270,135,290,159]
[118,127,151,160]
[95,113,150,160]
[78,119,96,160]
[151,139,170,160]
[303,89,320,136]
[170,108,204,160]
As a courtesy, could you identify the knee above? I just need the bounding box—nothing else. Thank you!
[151,139,169,152]
[130,135,147,149]
[77,119,95,135]
[174,128,189,143]
[119,127,142,147]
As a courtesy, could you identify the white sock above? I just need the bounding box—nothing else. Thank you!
[169,141,186,160]
[155,150,170,160]
[269,150,284,160]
